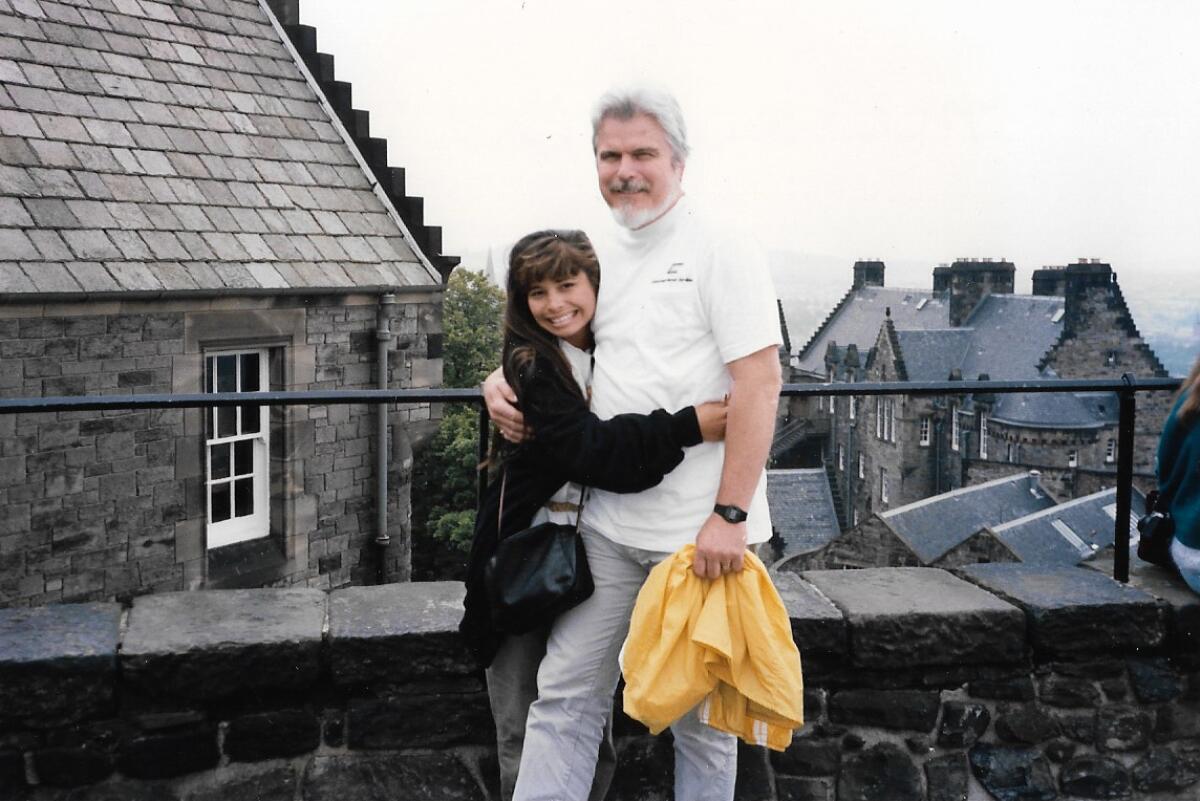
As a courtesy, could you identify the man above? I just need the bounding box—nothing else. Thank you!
[485,85,782,801]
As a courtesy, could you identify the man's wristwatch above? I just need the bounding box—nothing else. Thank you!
[713,503,749,524]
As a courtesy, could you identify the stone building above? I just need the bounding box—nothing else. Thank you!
[0,0,457,606]
[790,259,1169,528]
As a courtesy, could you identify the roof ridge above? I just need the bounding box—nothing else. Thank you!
[881,471,1042,519]
[991,487,1121,531]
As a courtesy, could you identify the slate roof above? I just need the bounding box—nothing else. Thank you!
[992,390,1121,429]
[881,472,1056,563]
[958,294,1064,380]
[795,287,950,376]
[991,487,1144,566]
[0,0,439,297]
[765,469,841,560]
[893,329,972,381]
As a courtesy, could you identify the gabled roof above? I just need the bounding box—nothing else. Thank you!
[0,0,441,297]
[991,487,1144,566]
[892,329,973,382]
[881,472,1056,563]
[766,469,841,559]
[795,286,950,376]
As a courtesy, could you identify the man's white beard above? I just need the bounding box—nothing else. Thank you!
[609,187,682,230]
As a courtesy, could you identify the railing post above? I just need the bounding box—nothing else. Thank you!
[477,402,490,514]
[1113,374,1136,583]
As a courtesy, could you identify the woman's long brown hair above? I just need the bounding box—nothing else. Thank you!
[496,230,600,454]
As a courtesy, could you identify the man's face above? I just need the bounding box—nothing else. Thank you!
[595,113,684,229]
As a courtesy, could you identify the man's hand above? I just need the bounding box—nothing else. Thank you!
[482,366,528,442]
[692,514,747,579]
[694,399,728,442]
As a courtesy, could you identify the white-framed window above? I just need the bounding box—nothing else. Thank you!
[879,467,889,504]
[849,394,856,421]
[950,405,960,452]
[1006,442,1014,463]
[919,416,931,446]
[852,508,860,527]
[858,452,865,479]
[205,350,270,549]
[886,399,896,442]
[1068,450,1078,468]
[1105,439,1116,463]
[979,413,989,459]
[876,398,884,439]
[838,445,845,472]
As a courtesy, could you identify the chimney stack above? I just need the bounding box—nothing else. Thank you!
[947,258,1015,327]
[852,260,886,290]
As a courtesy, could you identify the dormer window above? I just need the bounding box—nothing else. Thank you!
[1105,350,1120,367]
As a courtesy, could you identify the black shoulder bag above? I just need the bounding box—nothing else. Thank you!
[484,476,594,635]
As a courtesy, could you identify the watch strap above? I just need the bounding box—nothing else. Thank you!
[713,503,748,524]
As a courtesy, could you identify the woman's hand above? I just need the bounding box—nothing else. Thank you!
[484,367,528,442]
[695,399,728,442]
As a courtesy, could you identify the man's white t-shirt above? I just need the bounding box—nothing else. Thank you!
[582,197,782,552]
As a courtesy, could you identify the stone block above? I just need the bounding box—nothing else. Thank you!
[958,564,1165,658]
[327,581,473,686]
[188,764,298,801]
[1131,747,1200,793]
[116,724,219,780]
[771,572,846,663]
[828,689,940,731]
[968,676,1035,701]
[925,752,969,801]
[1127,657,1184,703]
[995,705,1062,744]
[968,743,1056,801]
[1039,675,1101,708]
[608,735,673,801]
[1059,754,1131,799]
[32,746,113,787]
[938,700,990,748]
[0,602,120,726]
[837,742,921,801]
[1096,706,1152,752]
[775,775,833,801]
[303,754,486,801]
[770,737,840,776]
[122,589,325,699]
[801,567,1024,668]
[347,691,493,749]
[225,709,320,761]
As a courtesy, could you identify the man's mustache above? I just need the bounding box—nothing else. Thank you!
[609,178,650,194]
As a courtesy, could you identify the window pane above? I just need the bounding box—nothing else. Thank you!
[241,404,260,434]
[234,477,254,518]
[241,353,260,392]
[205,356,214,393]
[211,443,230,480]
[217,354,236,393]
[234,439,253,476]
[217,405,236,438]
[211,482,231,523]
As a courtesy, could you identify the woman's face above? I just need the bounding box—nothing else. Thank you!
[526,271,596,349]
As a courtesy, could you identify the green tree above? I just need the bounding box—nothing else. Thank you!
[412,269,504,578]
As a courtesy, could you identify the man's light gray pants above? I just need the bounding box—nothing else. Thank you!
[511,525,737,801]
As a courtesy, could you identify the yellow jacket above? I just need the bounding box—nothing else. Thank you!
[620,545,804,751]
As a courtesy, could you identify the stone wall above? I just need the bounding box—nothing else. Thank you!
[2,562,1196,800]
[0,292,441,608]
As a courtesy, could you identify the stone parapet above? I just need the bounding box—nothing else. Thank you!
[0,565,1197,800]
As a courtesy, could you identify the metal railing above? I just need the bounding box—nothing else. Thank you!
[0,375,1181,583]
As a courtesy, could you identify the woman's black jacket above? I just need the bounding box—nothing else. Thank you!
[459,356,702,668]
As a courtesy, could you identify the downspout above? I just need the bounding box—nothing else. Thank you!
[375,293,396,583]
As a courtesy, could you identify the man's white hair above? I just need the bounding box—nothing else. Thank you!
[591,85,690,165]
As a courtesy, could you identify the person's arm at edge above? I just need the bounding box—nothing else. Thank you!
[692,345,782,579]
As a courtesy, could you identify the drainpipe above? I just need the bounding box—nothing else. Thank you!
[375,293,396,583]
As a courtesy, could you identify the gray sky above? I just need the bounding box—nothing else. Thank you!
[300,0,1198,346]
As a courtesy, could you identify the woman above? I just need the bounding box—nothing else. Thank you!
[459,230,726,801]
[1157,354,1200,593]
